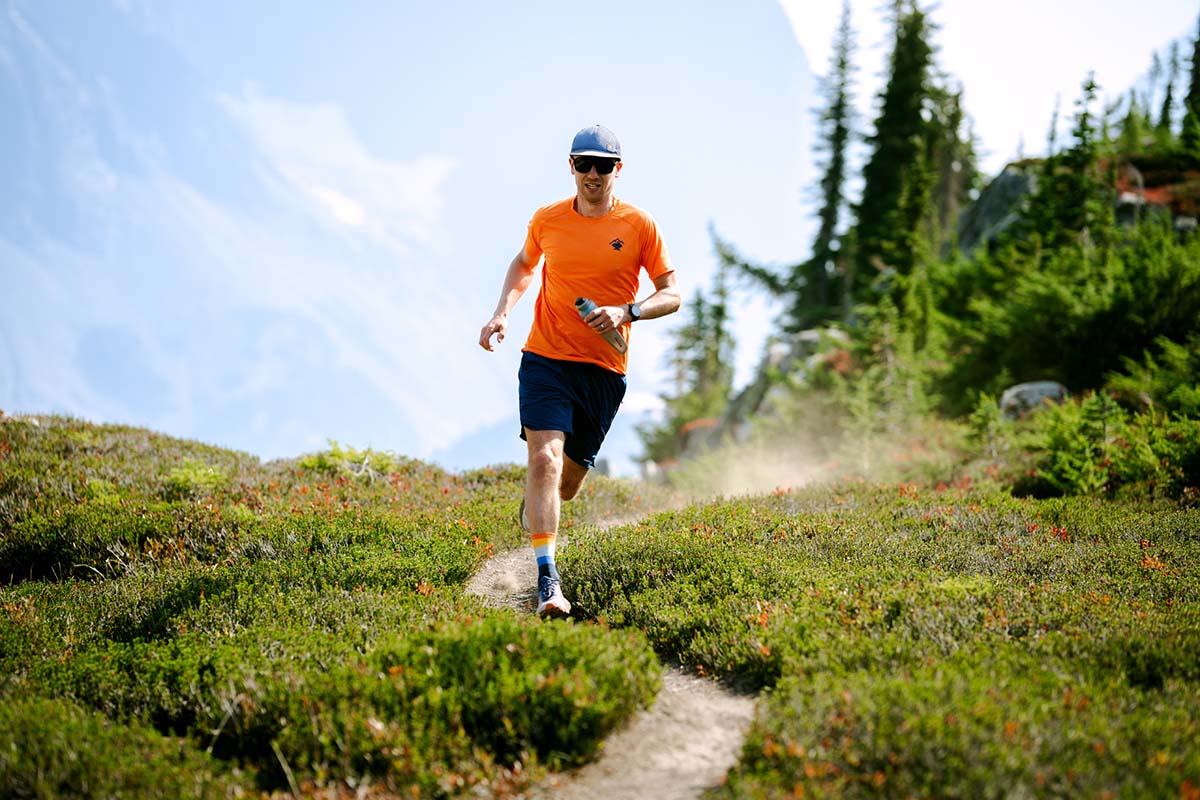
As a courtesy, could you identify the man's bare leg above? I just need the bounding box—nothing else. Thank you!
[524,429,566,534]
[522,432,591,528]
[524,428,573,616]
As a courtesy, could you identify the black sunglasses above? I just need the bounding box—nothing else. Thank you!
[571,156,619,175]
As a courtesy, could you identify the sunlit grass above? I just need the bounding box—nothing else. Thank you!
[2,415,1197,797]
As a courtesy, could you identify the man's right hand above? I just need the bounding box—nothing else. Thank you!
[479,314,507,351]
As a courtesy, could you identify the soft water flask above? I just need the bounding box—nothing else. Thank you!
[575,297,627,354]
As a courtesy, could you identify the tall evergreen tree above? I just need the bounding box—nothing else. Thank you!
[1160,41,1179,134]
[1180,13,1200,154]
[1147,50,1163,116]
[1047,95,1061,155]
[715,0,857,333]
[924,82,979,253]
[806,0,857,321]
[637,263,735,463]
[1019,75,1112,253]
[851,0,935,298]
[688,261,736,407]
[1119,89,1146,155]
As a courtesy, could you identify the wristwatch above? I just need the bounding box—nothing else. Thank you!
[627,302,642,322]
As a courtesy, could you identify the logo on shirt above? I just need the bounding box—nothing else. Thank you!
[610,238,624,251]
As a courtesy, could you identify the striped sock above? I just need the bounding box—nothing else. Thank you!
[531,531,559,581]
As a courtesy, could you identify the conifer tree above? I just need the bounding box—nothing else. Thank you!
[1148,50,1163,113]
[637,263,735,462]
[688,262,736,408]
[1119,90,1146,155]
[806,0,857,321]
[1020,75,1111,252]
[852,0,935,298]
[1160,41,1179,135]
[925,83,979,252]
[714,0,857,332]
[1047,95,1061,155]
[1181,13,1200,153]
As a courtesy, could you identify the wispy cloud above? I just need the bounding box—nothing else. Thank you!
[2,9,508,460]
[120,162,505,456]
[218,86,457,250]
[6,3,85,92]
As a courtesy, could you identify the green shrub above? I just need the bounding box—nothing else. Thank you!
[278,616,660,790]
[6,416,1198,797]
[935,215,1200,414]
[164,458,229,500]
[1147,415,1200,503]
[82,477,125,504]
[23,603,659,796]
[0,501,257,582]
[720,650,1200,799]
[1038,392,1138,495]
[1018,394,1200,501]
[0,695,249,799]
[967,391,1010,461]
[1107,334,1200,416]
[0,498,497,587]
[0,416,262,531]
[562,484,1200,791]
[562,484,1200,797]
[296,439,411,480]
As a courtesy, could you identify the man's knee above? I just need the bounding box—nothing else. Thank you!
[527,441,563,483]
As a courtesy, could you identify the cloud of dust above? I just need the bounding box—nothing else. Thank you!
[655,418,944,503]
[672,437,837,501]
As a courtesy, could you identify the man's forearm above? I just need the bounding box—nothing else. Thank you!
[492,253,536,318]
[633,282,681,322]
[479,251,538,351]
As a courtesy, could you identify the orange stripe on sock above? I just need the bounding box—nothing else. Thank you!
[530,532,556,546]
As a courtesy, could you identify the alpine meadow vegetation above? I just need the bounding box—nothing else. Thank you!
[0,417,664,798]
[3,413,1196,798]
[7,3,1200,799]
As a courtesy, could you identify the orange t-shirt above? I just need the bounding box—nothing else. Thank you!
[521,196,674,375]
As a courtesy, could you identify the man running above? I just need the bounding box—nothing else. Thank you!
[478,124,681,617]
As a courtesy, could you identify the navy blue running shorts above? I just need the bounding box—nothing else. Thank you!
[518,351,627,469]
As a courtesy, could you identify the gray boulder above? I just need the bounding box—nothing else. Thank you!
[999,381,1069,418]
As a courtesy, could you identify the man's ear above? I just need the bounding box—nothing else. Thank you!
[615,161,623,176]
[568,156,576,174]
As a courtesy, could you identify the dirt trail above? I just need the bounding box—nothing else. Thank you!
[466,539,757,800]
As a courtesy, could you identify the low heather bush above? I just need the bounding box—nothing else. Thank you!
[0,695,247,799]
[4,416,1197,796]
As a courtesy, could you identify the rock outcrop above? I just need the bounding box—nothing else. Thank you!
[956,163,1038,254]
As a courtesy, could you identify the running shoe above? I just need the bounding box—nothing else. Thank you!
[518,497,530,532]
[536,575,571,618]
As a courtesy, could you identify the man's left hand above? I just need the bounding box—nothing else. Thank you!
[584,305,628,334]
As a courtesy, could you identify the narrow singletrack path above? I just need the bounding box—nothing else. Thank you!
[466,539,757,799]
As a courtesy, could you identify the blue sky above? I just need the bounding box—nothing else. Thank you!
[2,1,1196,476]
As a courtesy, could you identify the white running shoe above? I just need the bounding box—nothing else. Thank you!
[536,576,571,618]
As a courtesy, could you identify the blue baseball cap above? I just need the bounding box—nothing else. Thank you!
[570,124,621,159]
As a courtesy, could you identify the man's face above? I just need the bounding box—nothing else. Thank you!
[570,155,621,203]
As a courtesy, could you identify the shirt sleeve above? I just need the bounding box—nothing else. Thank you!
[640,213,674,280]
[523,211,544,265]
